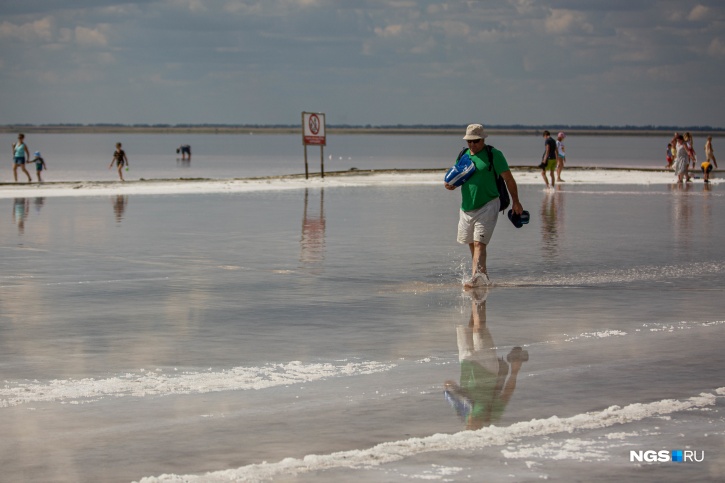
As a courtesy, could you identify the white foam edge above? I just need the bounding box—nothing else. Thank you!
[0,169,714,199]
[0,360,395,408]
[135,388,723,483]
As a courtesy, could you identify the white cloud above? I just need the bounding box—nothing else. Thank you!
[0,17,53,42]
[688,4,709,21]
[429,20,471,38]
[708,37,725,57]
[74,25,108,47]
[374,24,404,38]
[545,9,594,35]
[164,0,207,12]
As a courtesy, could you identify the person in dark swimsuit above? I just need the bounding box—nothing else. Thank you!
[109,142,129,181]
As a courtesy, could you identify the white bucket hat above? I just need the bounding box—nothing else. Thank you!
[463,124,488,140]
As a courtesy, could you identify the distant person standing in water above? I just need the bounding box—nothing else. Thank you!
[31,151,47,183]
[674,135,692,183]
[683,132,697,169]
[702,136,718,183]
[176,144,191,160]
[556,131,566,182]
[12,133,32,182]
[705,136,717,166]
[109,142,129,181]
[540,131,557,189]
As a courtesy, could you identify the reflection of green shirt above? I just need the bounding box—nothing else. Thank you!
[460,360,506,422]
[460,147,510,212]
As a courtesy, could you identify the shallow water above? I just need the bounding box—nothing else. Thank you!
[1,182,724,482]
[0,132,683,182]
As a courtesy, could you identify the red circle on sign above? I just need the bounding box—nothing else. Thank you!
[309,114,320,135]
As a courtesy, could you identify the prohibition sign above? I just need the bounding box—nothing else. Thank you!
[308,114,320,135]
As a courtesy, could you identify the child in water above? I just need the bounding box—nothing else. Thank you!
[31,151,47,182]
[665,143,673,168]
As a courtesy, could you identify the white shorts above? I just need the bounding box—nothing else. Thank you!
[457,198,500,245]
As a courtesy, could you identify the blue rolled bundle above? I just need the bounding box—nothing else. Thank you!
[444,152,476,187]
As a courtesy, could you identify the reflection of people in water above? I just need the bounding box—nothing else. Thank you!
[33,197,45,214]
[176,144,192,160]
[540,190,564,260]
[13,198,30,235]
[112,195,128,223]
[444,289,528,430]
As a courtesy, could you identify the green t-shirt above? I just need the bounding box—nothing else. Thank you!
[460,146,510,212]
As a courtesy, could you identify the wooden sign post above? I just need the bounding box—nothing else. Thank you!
[301,112,326,179]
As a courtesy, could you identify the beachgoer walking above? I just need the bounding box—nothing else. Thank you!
[109,142,129,181]
[665,143,674,168]
[705,136,717,166]
[556,131,566,182]
[540,131,557,188]
[31,151,47,183]
[176,144,191,160]
[444,124,524,288]
[668,133,681,170]
[12,133,32,183]
[674,135,691,183]
[684,132,697,169]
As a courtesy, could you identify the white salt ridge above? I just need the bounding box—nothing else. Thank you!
[135,389,723,483]
[501,438,610,462]
[564,330,627,342]
[640,319,725,333]
[0,169,717,199]
[506,261,725,287]
[0,360,394,408]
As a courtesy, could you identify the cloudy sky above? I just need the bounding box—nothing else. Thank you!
[1,0,723,127]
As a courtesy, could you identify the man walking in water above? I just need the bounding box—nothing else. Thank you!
[444,124,524,288]
[541,131,557,189]
[12,133,32,183]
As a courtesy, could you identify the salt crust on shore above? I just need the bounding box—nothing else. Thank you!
[0,168,716,199]
[135,388,723,483]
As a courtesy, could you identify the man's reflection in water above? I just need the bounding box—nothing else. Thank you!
[112,195,128,223]
[444,288,528,430]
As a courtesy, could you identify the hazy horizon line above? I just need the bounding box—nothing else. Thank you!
[2,122,723,132]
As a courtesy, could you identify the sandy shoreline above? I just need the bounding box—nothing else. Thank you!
[0,167,715,199]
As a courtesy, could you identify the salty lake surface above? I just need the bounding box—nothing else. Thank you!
[1,179,724,482]
[0,132,685,182]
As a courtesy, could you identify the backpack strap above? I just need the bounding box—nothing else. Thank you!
[485,145,496,175]
[459,145,496,174]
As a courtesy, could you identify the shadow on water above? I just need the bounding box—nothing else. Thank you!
[444,288,529,430]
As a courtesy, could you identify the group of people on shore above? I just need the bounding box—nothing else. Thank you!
[10,133,193,183]
[11,133,46,183]
[666,132,718,183]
